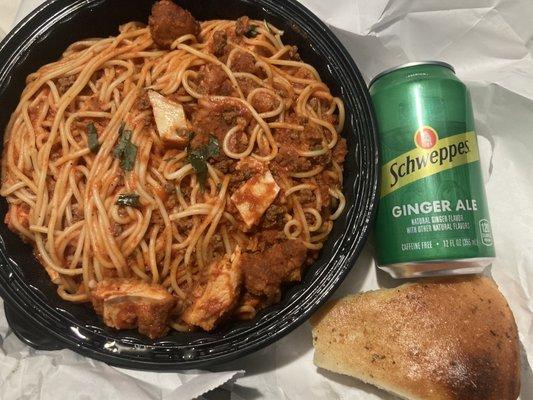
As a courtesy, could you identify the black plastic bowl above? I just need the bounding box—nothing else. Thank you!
[0,0,379,370]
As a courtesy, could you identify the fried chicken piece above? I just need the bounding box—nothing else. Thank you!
[91,278,176,338]
[182,247,242,331]
[149,0,200,48]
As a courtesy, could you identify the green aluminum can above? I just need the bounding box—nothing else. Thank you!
[369,61,495,278]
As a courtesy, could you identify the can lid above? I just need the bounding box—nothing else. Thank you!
[369,61,455,88]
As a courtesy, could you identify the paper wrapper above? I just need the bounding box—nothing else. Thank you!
[0,0,532,399]
[0,301,244,399]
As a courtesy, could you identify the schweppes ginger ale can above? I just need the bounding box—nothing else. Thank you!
[369,61,495,278]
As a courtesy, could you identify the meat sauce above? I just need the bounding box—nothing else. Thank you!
[5,1,346,337]
[92,1,346,335]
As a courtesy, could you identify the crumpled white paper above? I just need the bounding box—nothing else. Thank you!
[0,299,244,400]
[1,0,532,399]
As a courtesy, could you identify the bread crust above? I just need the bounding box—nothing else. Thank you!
[311,276,520,400]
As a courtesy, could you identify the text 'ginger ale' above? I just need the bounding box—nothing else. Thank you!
[369,61,495,278]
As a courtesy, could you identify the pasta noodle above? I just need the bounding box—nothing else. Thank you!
[0,3,346,337]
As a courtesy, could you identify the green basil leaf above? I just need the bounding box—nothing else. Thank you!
[120,141,137,171]
[113,123,136,171]
[186,134,219,191]
[205,135,220,159]
[116,193,140,207]
[188,152,208,190]
[245,25,259,38]
[86,122,100,153]
[113,129,132,158]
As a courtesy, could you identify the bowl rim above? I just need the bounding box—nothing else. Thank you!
[0,0,380,370]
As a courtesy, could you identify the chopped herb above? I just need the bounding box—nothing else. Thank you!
[113,123,137,171]
[187,135,220,191]
[86,122,100,153]
[116,193,140,207]
[113,124,129,158]
[245,25,259,38]
[188,152,208,190]
[205,135,220,158]
[120,142,137,171]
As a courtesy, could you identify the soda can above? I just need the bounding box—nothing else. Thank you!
[369,61,495,278]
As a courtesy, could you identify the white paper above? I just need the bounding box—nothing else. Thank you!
[0,301,243,400]
[1,0,532,399]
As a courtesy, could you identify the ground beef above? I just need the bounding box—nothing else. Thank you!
[211,156,235,174]
[50,142,63,161]
[333,138,347,164]
[57,75,77,95]
[211,30,228,57]
[298,189,315,207]
[135,92,151,111]
[302,124,323,146]
[149,0,200,49]
[235,16,251,36]
[240,239,307,301]
[151,210,164,226]
[272,127,299,147]
[175,216,193,232]
[222,109,240,125]
[210,234,225,254]
[165,195,177,210]
[314,147,332,166]
[294,67,314,80]
[71,204,83,223]
[273,146,311,173]
[261,204,287,229]
[164,182,175,194]
[272,114,308,147]
[228,129,248,153]
[236,77,259,97]
[231,52,256,73]
[163,182,177,209]
[286,112,308,126]
[197,64,235,96]
[251,92,278,114]
[109,222,123,237]
[229,168,254,191]
[192,97,251,142]
[187,131,209,149]
[234,157,264,173]
[316,172,334,213]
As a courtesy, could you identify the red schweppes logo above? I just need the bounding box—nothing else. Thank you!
[414,126,438,149]
[380,127,480,198]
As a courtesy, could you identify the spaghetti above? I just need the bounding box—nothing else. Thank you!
[1,1,347,337]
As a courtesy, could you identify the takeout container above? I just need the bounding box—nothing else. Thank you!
[0,0,379,370]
